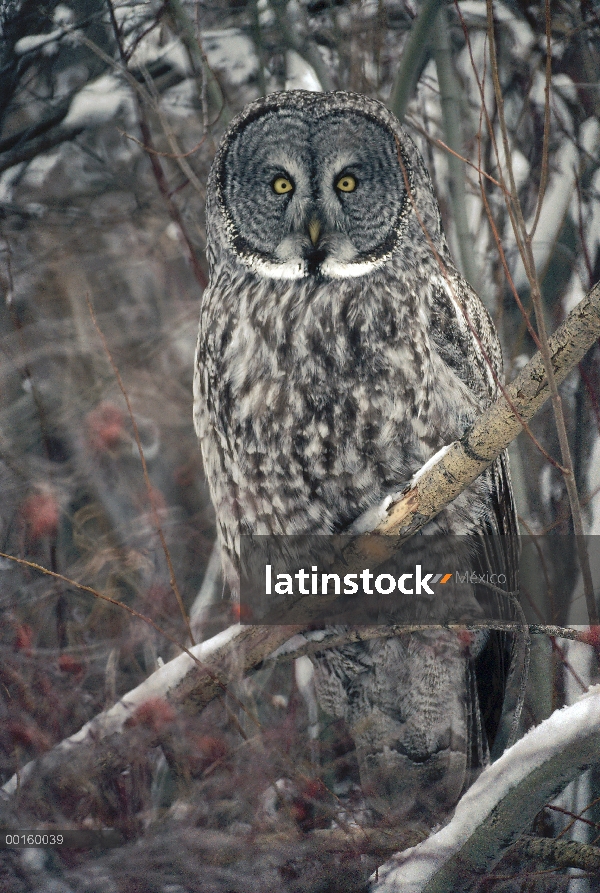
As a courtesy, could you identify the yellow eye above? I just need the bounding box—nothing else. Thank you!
[336,174,356,193]
[273,176,294,194]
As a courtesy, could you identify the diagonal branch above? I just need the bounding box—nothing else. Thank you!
[365,279,600,543]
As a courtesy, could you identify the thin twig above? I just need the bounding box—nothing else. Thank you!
[528,0,553,239]
[405,119,508,193]
[452,2,544,351]
[554,795,600,840]
[0,548,267,738]
[138,62,205,196]
[486,0,598,625]
[85,294,195,646]
[0,551,199,672]
[137,116,208,288]
[97,9,208,288]
[163,0,229,123]
[531,481,600,534]
[118,128,207,159]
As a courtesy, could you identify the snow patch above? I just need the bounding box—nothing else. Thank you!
[129,37,189,77]
[411,444,453,485]
[511,139,579,291]
[285,50,322,92]
[53,4,74,27]
[203,29,258,86]
[0,164,25,203]
[14,7,77,57]
[562,275,586,316]
[22,151,61,188]
[14,29,63,55]
[63,74,135,128]
[161,79,197,118]
[457,1,504,22]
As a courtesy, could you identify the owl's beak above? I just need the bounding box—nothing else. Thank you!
[308,219,321,246]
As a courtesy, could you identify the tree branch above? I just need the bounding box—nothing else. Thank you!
[388,0,443,122]
[517,834,600,874]
[0,122,85,175]
[371,279,600,544]
[270,0,334,91]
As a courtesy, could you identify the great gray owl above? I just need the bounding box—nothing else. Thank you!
[194,90,521,827]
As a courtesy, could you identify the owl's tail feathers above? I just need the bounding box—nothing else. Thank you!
[348,686,473,829]
[312,633,484,829]
[490,624,531,760]
[353,739,469,828]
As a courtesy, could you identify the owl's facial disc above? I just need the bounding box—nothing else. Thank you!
[218,108,405,280]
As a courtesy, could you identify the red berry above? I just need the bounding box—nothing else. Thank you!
[581,626,600,648]
[231,602,253,622]
[21,491,59,540]
[58,654,85,676]
[7,721,50,752]
[126,698,176,734]
[14,624,34,652]
[457,629,474,648]
[86,402,124,451]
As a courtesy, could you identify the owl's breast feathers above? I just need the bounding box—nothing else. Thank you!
[194,252,505,543]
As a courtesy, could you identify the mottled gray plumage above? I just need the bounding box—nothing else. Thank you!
[194,91,519,826]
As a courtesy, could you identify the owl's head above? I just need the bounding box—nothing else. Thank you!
[207,91,443,281]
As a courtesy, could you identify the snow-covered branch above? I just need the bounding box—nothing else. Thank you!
[372,686,600,892]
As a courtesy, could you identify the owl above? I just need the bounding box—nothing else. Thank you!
[194,91,520,827]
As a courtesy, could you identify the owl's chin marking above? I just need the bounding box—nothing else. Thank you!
[246,254,385,281]
[320,257,387,279]
[247,256,306,280]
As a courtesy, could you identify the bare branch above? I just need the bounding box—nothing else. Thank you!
[268,0,333,92]
[163,0,230,123]
[388,0,444,122]
[0,122,85,175]
[370,280,600,542]
[517,834,600,873]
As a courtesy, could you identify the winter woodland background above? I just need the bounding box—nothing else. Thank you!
[1,0,600,890]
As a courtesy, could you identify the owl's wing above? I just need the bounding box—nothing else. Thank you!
[429,268,525,761]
